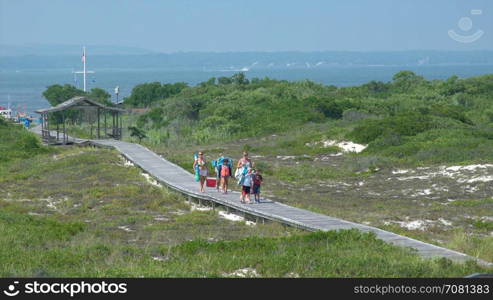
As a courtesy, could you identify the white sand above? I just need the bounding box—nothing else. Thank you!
[42,196,69,211]
[326,140,367,153]
[461,176,493,183]
[395,175,431,181]
[218,211,256,226]
[306,139,367,153]
[223,268,260,278]
[394,220,430,231]
[120,156,135,167]
[118,225,134,232]
[438,218,453,226]
[190,202,213,212]
[153,216,168,221]
[391,218,453,231]
[444,164,493,172]
[392,169,410,174]
[329,152,343,157]
[152,256,168,262]
[141,173,162,188]
[411,189,432,197]
[276,155,296,160]
[392,164,493,184]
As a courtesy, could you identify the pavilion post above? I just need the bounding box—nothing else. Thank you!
[97,108,100,139]
[90,109,93,139]
[104,111,107,137]
[119,113,123,140]
[115,112,119,139]
[41,113,44,140]
[62,112,66,145]
[112,112,115,137]
[45,114,49,143]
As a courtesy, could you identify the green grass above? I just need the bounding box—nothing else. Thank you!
[0,145,295,244]
[445,229,493,263]
[274,163,356,184]
[0,209,490,277]
[2,120,492,277]
[148,127,493,263]
[450,198,493,207]
[0,120,54,163]
[472,220,493,232]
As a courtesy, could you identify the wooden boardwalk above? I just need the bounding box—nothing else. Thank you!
[30,127,492,266]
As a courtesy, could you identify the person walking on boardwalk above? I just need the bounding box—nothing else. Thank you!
[236,151,253,200]
[193,151,208,192]
[237,151,252,171]
[240,167,253,204]
[213,153,225,191]
[220,158,232,194]
[252,168,263,203]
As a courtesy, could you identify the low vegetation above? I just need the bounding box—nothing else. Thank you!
[118,71,493,263]
[1,118,491,277]
[125,71,493,167]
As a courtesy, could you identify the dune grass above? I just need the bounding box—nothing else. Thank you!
[2,123,491,277]
[1,209,490,277]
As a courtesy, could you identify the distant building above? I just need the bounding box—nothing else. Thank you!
[0,106,13,120]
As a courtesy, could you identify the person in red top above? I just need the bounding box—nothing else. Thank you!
[252,168,263,203]
[220,158,231,194]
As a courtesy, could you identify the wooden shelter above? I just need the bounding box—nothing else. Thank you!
[35,96,126,144]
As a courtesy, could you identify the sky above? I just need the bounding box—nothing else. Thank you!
[0,0,492,52]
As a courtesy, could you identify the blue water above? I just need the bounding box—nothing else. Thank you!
[1,64,492,116]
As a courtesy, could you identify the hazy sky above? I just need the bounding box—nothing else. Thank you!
[1,0,492,52]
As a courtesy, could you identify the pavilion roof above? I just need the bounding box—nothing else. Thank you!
[35,96,125,114]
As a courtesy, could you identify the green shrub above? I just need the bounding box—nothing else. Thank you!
[0,124,51,162]
[347,113,434,144]
[342,109,373,122]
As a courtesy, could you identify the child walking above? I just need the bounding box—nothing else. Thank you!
[220,158,231,194]
[252,169,263,203]
[240,168,253,204]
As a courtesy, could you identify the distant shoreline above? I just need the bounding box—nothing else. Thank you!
[1,64,492,116]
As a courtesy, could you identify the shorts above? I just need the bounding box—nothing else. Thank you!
[252,184,261,194]
[242,185,251,195]
[199,169,208,177]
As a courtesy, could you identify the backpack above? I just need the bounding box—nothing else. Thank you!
[221,165,231,177]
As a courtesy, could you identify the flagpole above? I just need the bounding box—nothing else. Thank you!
[83,46,86,92]
[73,46,94,92]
